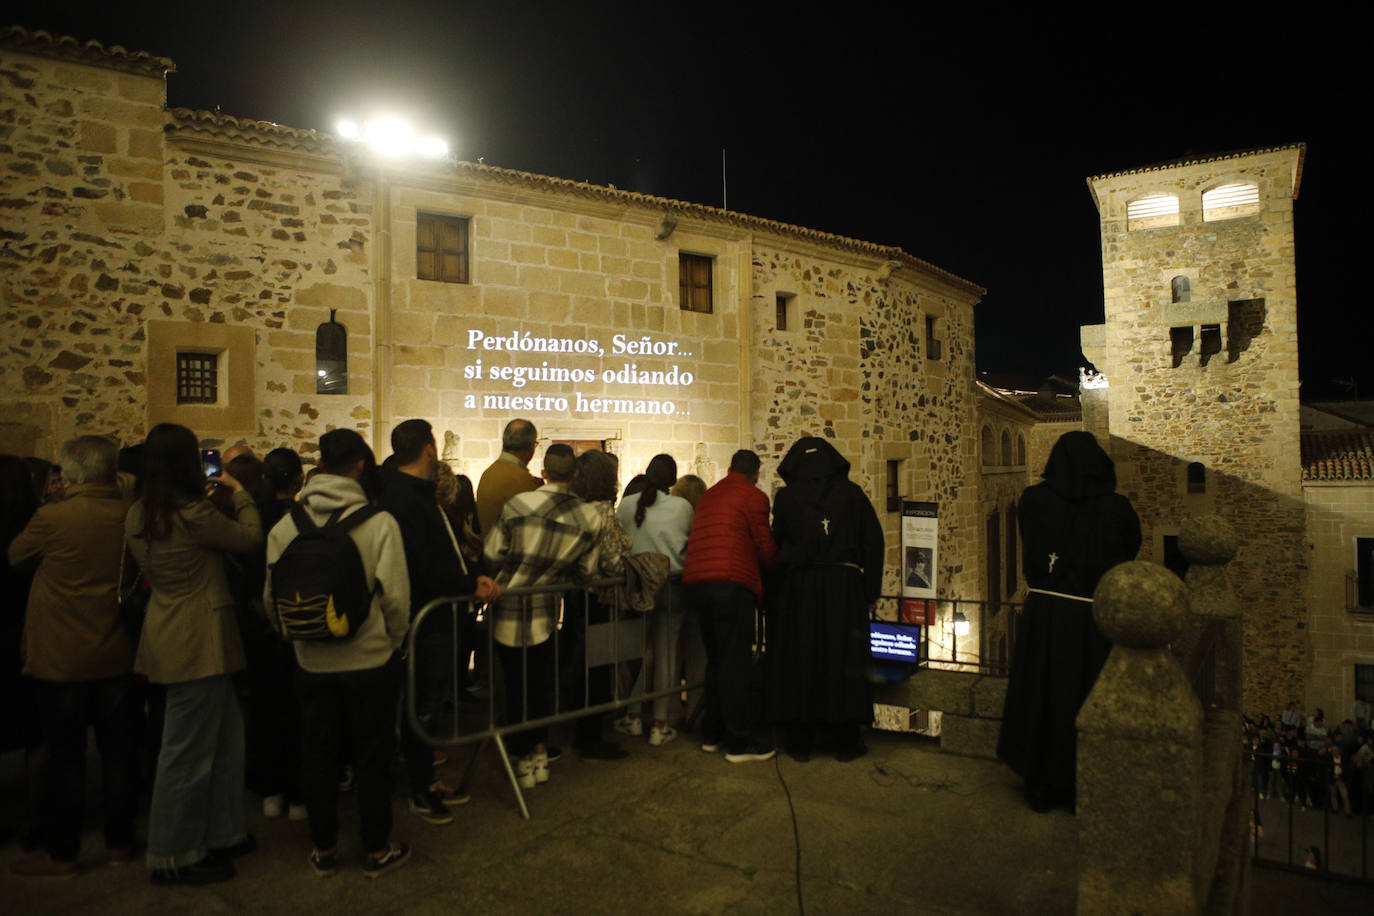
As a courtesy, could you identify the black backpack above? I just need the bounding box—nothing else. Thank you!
[270,503,380,641]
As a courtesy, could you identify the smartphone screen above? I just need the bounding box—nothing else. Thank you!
[202,448,222,480]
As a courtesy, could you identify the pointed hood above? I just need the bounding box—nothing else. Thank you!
[777,436,850,485]
[1040,431,1117,501]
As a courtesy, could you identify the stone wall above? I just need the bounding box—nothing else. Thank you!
[0,33,987,605]
[1303,481,1374,718]
[1086,147,1306,714]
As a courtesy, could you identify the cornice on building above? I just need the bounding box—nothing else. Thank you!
[0,25,174,77]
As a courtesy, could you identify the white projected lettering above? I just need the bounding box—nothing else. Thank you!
[462,328,698,416]
[871,630,919,659]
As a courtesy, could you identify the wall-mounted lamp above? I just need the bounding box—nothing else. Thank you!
[952,611,970,637]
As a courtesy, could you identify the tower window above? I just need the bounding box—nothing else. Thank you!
[679,253,713,313]
[1187,462,1206,494]
[886,459,901,512]
[1172,276,1191,303]
[1127,193,1180,231]
[1202,183,1260,222]
[176,352,219,404]
[925,315,942,360]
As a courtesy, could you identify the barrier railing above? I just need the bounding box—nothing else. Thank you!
[1247,749,1373,884]
[870,596,1024,677]
[404,575,702,819]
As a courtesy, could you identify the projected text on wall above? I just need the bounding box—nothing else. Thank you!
[461,329,699,416]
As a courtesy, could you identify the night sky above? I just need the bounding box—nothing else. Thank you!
[18,4,1364,398]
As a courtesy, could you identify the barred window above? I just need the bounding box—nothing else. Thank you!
[176,352,218,404]
[417,212,470,283]
[679,253,713,313]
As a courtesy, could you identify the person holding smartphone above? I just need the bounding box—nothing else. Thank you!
[125,424,262,886]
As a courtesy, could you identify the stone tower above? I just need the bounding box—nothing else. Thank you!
[1080,145,1306,713]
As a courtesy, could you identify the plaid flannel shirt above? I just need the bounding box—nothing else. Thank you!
[483,483,604,647]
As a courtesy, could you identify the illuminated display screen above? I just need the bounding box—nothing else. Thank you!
[870,622,921,663]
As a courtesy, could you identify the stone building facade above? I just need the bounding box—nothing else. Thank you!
[0,27,985,604]
[1080,145,1307,714]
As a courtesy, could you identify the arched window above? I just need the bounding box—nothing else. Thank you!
[1202,183,1259,222]
[1187,461,1206,494]
[1127,193,1179,231]
[1016,434,1026,466]
[316,310,348,394]
[1171,276,1191,303]
[981,426,994,467]
[1000,430,1012,466]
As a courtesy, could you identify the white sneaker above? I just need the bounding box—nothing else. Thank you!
[533,751,550,784]
[614,714,643,737]
[288,803,309,821]
[516,757,536,789]
[263,794,285,818]
[648,725,678,747]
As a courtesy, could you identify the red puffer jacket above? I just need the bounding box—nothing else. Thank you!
[681,471,777,599]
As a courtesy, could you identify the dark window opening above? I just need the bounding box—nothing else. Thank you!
[679,253,713,313]
[925,315,942,360]
[885,459,901,512]
[417,212,470,283]
[1000,430,1012,466]
[1199,324,1223,366]
[176,352,218,404]
[1187,462,1206,494]
[775,293,792,331]
[1172,276,1191,303]
[316,310,348,395]
[1162,534,1190,581]
[1170,326,1194,368]
[1357,537,1374,607]
[986,509,1002,607]
[1005,504,1018,596]
[1016,434,1026,466]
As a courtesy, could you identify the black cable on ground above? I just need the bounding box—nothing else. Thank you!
[773,754,805,916]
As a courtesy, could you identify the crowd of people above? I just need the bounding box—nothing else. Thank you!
[1245,700,1374,817]
[1,418,886,883]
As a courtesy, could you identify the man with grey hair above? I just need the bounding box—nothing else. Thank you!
[475,419,541,537]
[8,436,136,877]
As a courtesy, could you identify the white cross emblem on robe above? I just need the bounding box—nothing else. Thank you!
[821,517,831,535]
[1047,551,1059,573]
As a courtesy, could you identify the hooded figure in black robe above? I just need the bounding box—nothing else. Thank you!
[997,430,1141,812]
[767,437,884,761]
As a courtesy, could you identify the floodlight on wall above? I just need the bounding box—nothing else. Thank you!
[335,117,449,159]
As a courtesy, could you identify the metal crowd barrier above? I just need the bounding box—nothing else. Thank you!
[871,596,1024,677]
[404,575,701,820]
[1247,750,1373,884]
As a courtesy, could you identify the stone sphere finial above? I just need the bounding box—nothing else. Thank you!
[1093,560,1188,648]
[1178,514,1238,566]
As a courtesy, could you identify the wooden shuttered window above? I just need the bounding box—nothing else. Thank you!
[417,213,470,283]
[679,253,713,313]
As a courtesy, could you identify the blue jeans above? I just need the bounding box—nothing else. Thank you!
[146,675,246,870]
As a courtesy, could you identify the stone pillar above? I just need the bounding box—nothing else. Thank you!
[1077,561,1203,915]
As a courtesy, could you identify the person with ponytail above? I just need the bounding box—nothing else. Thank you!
[614,454,693,745]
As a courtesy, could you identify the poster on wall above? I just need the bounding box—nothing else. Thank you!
[901,501,938,625]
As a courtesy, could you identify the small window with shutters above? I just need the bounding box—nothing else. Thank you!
[1202,183,1259,222]
[680,253,713,313]
[417,212,470,283]
[1127,193,1180,231]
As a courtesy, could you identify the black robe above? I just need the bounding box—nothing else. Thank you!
[996,431,1141,799]
[767,438,884,724]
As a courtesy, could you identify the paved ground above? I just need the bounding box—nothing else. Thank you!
[1,727,1368,914]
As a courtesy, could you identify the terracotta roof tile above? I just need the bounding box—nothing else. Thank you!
[1301,430,1374,481]
[0,25,174,77]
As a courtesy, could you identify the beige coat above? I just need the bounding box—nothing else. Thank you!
[125,490,262,684]
[7,482,134,682]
